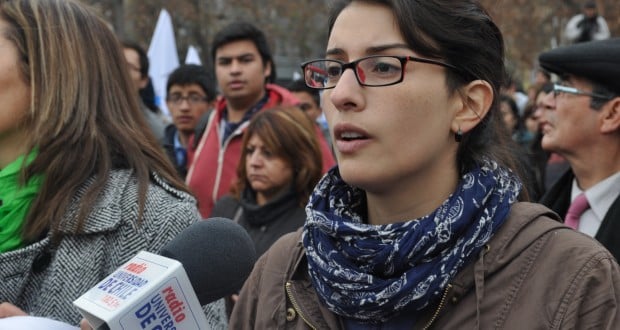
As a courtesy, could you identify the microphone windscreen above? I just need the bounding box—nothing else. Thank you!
[159,217,256,305]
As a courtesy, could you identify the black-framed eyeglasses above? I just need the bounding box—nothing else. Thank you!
[301,55,458,90]
[553,83,613,101]
[166,94,209,106]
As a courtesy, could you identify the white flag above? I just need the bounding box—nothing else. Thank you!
[147,9,179,118]
[185,46,202,65]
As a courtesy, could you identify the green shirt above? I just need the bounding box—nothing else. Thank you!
[0,151,42,253]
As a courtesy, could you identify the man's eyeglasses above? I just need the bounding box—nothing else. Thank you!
[301,55,457,90]
[552,84,613,101]
[166,94,208,106]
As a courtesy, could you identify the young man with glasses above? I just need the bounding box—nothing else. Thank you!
[163,64,216,179]
[537,38,620,260]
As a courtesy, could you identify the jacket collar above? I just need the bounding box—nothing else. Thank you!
[240,185,299,226]
[213,83,300,123]
[57,170,134,234]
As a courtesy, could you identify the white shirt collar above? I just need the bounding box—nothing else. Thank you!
[571,171,620,221]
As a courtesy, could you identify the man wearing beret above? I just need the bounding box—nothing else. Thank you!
[537,38,620,260]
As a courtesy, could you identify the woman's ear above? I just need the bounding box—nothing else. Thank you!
[451,80,494,134]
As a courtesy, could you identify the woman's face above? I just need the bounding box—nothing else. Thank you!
[0,19,30,167]
[244,134,294,205]
[499,101,517,131]
[323,2,460,197]
[524,113,539,134]
[525,91,550,134]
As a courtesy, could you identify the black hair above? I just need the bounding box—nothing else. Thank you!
[328,0,521,187]
[121,40,158,112]
[211,21,276,83]
[140,77,159,112]
[166,64,217,102]
[121,40,149,79]
[286,79,320,107]
[499,94,525,134]
[591,82,617,110]
[500,94,519,121]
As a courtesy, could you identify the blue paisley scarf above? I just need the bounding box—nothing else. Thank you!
[302,159,522,322]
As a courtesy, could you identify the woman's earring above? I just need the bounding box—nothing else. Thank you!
[455,127,463,142]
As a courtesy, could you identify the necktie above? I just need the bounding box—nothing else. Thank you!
[564,193,590,230]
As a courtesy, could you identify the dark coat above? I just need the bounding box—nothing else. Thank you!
[210,187,306,258]
[539,169,620,261]
[161,124,188,179]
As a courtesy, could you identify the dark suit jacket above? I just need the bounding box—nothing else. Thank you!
[161,124,187,179]
[540,169,620,261]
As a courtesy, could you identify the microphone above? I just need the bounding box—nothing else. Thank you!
[73,218,256,330]
[159,217,257,305]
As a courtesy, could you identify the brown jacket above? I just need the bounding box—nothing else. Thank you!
[229,202,620,329]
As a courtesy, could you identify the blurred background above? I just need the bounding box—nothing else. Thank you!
[84,0,619,87]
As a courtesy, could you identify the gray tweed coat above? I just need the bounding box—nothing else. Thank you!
[0,170,226,328]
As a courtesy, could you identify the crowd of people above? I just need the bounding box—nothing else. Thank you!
[0,0,619,329]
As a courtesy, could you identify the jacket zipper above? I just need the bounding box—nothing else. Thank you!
[422,284,453,330]
[285,281,317,330]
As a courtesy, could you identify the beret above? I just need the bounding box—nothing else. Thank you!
[538,38,620,95]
